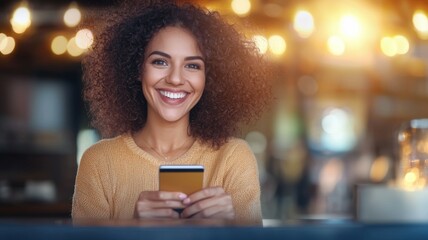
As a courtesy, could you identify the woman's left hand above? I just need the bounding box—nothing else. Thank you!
[180,187,235,219]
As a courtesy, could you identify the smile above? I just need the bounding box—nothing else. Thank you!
[159,90,188,99]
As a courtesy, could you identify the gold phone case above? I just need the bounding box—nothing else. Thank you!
[159,165,204,195]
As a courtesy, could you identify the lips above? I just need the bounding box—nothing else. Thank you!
[158,89,189,104]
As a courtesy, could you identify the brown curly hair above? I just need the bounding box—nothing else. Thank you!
[83,0,272,148]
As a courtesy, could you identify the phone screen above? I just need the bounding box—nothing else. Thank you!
[159,165,204,195]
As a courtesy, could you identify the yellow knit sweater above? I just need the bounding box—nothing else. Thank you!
[72,133,262,225]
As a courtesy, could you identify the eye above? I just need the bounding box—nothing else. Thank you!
[151,59,168,66]
[186,63,202,70]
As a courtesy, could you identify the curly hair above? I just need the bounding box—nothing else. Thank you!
[83,0,272,148]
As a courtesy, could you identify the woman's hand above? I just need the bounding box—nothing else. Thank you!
[180,187,235,219]
[134,191,187,219]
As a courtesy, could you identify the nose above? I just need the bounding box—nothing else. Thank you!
[165,65,184,85]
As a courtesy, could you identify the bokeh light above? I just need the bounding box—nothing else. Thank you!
[294,10,314,38]
[327,36,345,55]
[75,28,94,50]
[252,35,268,54]
[268,35,286,56]
[393,35,409,55]
[231,0,251,17]
[370,156,390,182]
[340,15,361,39]
[0,33,7,51]
[64,6,82,28]
[380,37,397,57]
[51,36,68,55]
[10,6,32,34]
[0,36,16,55]
[67,37,84,57]
[413,10,428,39]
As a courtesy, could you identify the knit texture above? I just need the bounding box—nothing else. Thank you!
[72,133,262,225]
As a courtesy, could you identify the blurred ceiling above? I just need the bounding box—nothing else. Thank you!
[1,0,428,73]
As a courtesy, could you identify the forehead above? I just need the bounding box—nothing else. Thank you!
[145,26,202,57]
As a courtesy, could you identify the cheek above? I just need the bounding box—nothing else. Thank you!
[192,74,206,92]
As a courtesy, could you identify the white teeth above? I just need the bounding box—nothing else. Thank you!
[159,90,187,99]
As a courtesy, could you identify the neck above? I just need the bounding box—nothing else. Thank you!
[141,110,190,148]
[133,111,194,159]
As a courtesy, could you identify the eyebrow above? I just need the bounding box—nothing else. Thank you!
[147,51,205,62]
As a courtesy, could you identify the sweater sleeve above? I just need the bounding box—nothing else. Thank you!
[72,146,111,219]
[224,140,262,225]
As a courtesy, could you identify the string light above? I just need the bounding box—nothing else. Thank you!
[0,36,16,55]
[75,28,94,50]
[252,35,268,54]
[51,35,68,55]
[231,0,251,17]
[268,35,286,56]
[64,3,81,27]
[294,10,315,38]
[10,5,32,34]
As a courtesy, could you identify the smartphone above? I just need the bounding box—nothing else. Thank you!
[159,165,204,195]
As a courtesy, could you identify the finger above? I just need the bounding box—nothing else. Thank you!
[139,191,187,201]
[139,199,186,209]
[181,193,233,218]
[190,205,235,219]
[182,187,224,205]
[136,208,180,219]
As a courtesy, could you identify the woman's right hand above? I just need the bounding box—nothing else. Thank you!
[133,191,187,219]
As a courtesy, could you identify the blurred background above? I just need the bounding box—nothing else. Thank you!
[0,0,428,220]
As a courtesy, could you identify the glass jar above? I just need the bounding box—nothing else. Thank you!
[396,119,428,189]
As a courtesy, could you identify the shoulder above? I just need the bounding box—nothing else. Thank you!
[221,137,251,150]
[80,134,127,163]
[217,137,255,159]
[86,135,124,152]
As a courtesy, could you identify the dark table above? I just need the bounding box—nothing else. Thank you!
[1,218,428,240]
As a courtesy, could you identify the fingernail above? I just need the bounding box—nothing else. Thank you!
[183,198,190,204]
[178,193,187,199]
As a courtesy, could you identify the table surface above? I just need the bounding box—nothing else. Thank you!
[1,218,428,240]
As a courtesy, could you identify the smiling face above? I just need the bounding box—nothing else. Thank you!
[141,26,206,124]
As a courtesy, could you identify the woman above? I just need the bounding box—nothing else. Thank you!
[72,0,271,225]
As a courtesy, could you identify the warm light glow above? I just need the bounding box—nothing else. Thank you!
[417,140,428,152]
[393,35,409,55]
[293,10,314,38]
[340,15,361,38]
[0,33,7,51]
[404,169,418,184]
[319,158,343,194]
[380,37,397,57]
[370,156,390,182]
[231,0,251,17]
[400,167,427,190]
[327,36,345,55]
[252,35,268,54]
[10,6,32,34]
[0,36,16,55]
[413,10,428,39]
[268,35,286,55]
[64,6,82,27]
[380,35,409,57]
[67,37,84,57]
[51,36,68,55]
[75,29,94,50]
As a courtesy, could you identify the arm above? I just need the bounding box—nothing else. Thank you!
[222,140,262,225]
[72,149,111,219]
